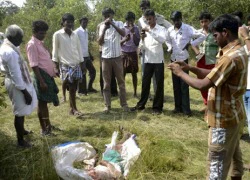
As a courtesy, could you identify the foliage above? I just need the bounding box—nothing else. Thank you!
[0,0,19,26]
[1,0,250,48]
[0,77,6,108]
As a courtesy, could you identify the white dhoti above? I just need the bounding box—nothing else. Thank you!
[5,77,37,117]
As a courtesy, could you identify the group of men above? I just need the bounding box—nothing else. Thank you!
[1,0,250,179]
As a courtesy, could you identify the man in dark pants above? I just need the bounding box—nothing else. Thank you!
[75,17,97,95]
[131,9,166,114]
[166,11,205,116]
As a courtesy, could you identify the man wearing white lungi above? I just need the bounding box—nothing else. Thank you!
[0,25,37,148]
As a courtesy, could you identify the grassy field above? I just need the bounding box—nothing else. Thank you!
[1,57,250,180]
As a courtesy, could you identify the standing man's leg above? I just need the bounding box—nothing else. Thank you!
[78,60,87,95]
[206,122,243,180]
[62,80,67,102]
[112,57,128,109]
[85,57,97,92]
[102,58,112,112]
[99,51,104,94]
[181,60,191,115]
[172,71,182,113]
[132,72,138,97]
[136,63,154,108]
[152,63,164,112]
[38,100,53,135]
[14,116,31,147]
[243,90,250,136]
[69,80,80,115]
[111,68,118,96]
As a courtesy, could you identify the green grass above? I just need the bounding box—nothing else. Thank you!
[1,57,250,180]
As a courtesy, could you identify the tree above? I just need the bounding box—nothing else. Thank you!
[0,0,19,26]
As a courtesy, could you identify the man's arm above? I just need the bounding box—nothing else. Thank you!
[97,24,108,46]
[239,26,250,52]
[32,67,48,91]
[190,26,206,47]
[143,26,167,44]
[52,32,59,63]
[110,19,125,37]
[168,62,213,90]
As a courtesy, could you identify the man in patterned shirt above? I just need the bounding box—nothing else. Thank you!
[97,8,129,113]
[168,14,247,180]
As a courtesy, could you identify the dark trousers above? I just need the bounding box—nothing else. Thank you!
[171,59,191,114]
[78,57,96,93]
[99,52,118,95]
[137,63,164,111]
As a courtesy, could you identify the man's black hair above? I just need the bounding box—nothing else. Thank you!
[125,11,136,21]
[102,7,115,17]
[79,16,88,23]
[62,13,75,23]
[231,11,243,20]
[199,12,212,21]
[32,20,49,33]
[170,11,182,21]
[144,9,155,17]
[209,14,239,36]
[140,0,150,8]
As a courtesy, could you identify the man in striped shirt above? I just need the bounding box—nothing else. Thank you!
[98,8,129,113]
[168,14,247,180]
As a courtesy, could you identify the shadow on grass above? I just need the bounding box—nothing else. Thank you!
[63,124,113,139]
[163,94,203,106]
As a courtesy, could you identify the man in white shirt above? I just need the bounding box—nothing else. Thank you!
[131,9,167,114]
[0,25,37,147]
[52,13,84,116]
[97,7,129,113]
[166,11,205,116]
[75,17,97,95]
[138,0,172,99]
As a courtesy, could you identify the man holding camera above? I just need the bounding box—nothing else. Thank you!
[97,7,129,113]
[131,9,167,115]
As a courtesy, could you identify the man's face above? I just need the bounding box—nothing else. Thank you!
[104,13,114,20]
[63,19,74,30]
[212,30,227,48]
[80,19,88,29]
[127,19,135,27]
[200,18,211,30]
[11,32,23,47]
[34,31,46,41]
[145,15,156,27]
[172,18,182,29]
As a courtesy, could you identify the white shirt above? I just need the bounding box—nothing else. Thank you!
[74,26,89,57]
[139,24,167,63]
[0,45,26,90]
[138,13,172,32]
[166,23,205,61]
[52,29,84,67]
[99,20,124,58]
